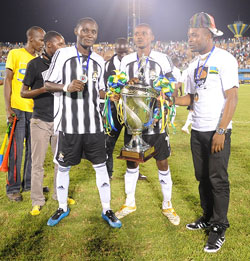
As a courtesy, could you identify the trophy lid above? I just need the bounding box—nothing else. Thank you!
[121,82,158,98]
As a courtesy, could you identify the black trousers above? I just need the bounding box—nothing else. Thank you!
[191,129,231,229]
[105,103,123,177]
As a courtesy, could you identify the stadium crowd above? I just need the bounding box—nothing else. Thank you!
[1,36,250,69]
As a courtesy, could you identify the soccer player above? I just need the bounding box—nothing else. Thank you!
[45,18,121,228]
[4,26,45,201]
[21,31,67,215]
[174,12,238,252]
[115,24,180,226]
[103,37,129,179]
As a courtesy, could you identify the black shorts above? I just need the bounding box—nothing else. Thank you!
[124,130,171,161]
[55,131,106,167]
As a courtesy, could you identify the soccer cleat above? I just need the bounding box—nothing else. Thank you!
[67,197,76,205]
[47,208,70,227]
[204,225,225,253]
[115,205,137,219]
[30,205,41,216]
[43,186,50,193]
[102,210,122,228]
[162,208,180,226]
[138,173,147,180]
[186,217,211,230]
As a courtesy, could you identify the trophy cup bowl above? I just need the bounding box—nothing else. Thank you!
[118,82,159,162]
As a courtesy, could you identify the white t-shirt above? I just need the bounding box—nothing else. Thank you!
[172,66,182,83]
[186,47,239,131]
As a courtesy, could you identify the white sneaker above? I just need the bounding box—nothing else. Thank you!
[181,127,190,134]
[162,208,180,226]
[115,205,136,219]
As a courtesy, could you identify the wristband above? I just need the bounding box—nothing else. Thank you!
[63,85,68,92]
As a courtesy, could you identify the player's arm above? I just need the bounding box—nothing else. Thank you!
[172,82,182,97]
[4,68,15,122]
[211,87,238,154]
[45,80,84,93]
[174,94,194,106]
[99,90,106,99]
[20,84,47,98]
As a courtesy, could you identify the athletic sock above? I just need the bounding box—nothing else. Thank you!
[125,166,139,206]
[57,165,70,212]
[158,168,173,209]
[93,162,111,214]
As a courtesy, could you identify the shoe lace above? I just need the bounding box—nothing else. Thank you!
[52,208,64,220]
[207,225,224,246]
[105,210,118,222]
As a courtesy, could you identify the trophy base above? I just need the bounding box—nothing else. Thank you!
[117,146,156,163]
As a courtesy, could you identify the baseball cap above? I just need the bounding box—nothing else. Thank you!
[189,12,223,37]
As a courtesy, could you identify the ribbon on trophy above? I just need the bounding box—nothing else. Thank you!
[153,75,176,133]
[103,70,128,135]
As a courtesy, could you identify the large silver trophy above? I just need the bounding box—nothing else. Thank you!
[118,55,158,162]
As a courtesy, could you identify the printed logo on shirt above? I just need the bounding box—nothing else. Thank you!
[92,71,98,82]
[17,67,26,82]
[209,66,219,74]
[194,66,208,87]
[58,152,65,162]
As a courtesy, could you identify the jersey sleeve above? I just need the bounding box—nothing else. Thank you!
[44,49,63,83]
[220,54,239,91]
[185,72,195,94]
[22,60,36,88]
[5,49,15,71]
[98,58,105,91]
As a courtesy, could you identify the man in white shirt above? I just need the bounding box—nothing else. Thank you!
[173,12,238,253]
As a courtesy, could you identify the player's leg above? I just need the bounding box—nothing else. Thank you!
[84,132,122,228]
[148,133,180,225]
[47,132,82,226]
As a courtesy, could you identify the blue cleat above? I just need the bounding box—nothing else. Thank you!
[47,208,70,227]
[102,210,122,228]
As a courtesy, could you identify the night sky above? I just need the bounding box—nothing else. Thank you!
[2,0,250,43]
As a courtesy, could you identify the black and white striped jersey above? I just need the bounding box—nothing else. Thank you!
[120,50,173,86]
[45,46,105,134]
[120,50,174,135]
[104,54,121,90]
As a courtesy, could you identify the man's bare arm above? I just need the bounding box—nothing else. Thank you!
[45,80,85,93]
[173,93,194,106]
[20,84,47,98]
[211,87,238,154]
[4,68,15,122]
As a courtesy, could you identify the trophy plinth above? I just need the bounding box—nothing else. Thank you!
[118,133,156,162]
[117,82,158,163]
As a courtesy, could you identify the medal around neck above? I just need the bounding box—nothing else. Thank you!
[80,73,88,83]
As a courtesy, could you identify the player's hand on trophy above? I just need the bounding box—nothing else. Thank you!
[128,77,140,85]
[110,93,120,102]
[67,80,84,92]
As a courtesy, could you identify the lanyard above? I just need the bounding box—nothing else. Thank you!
[75,45,91,73]
[195,45,215,88]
